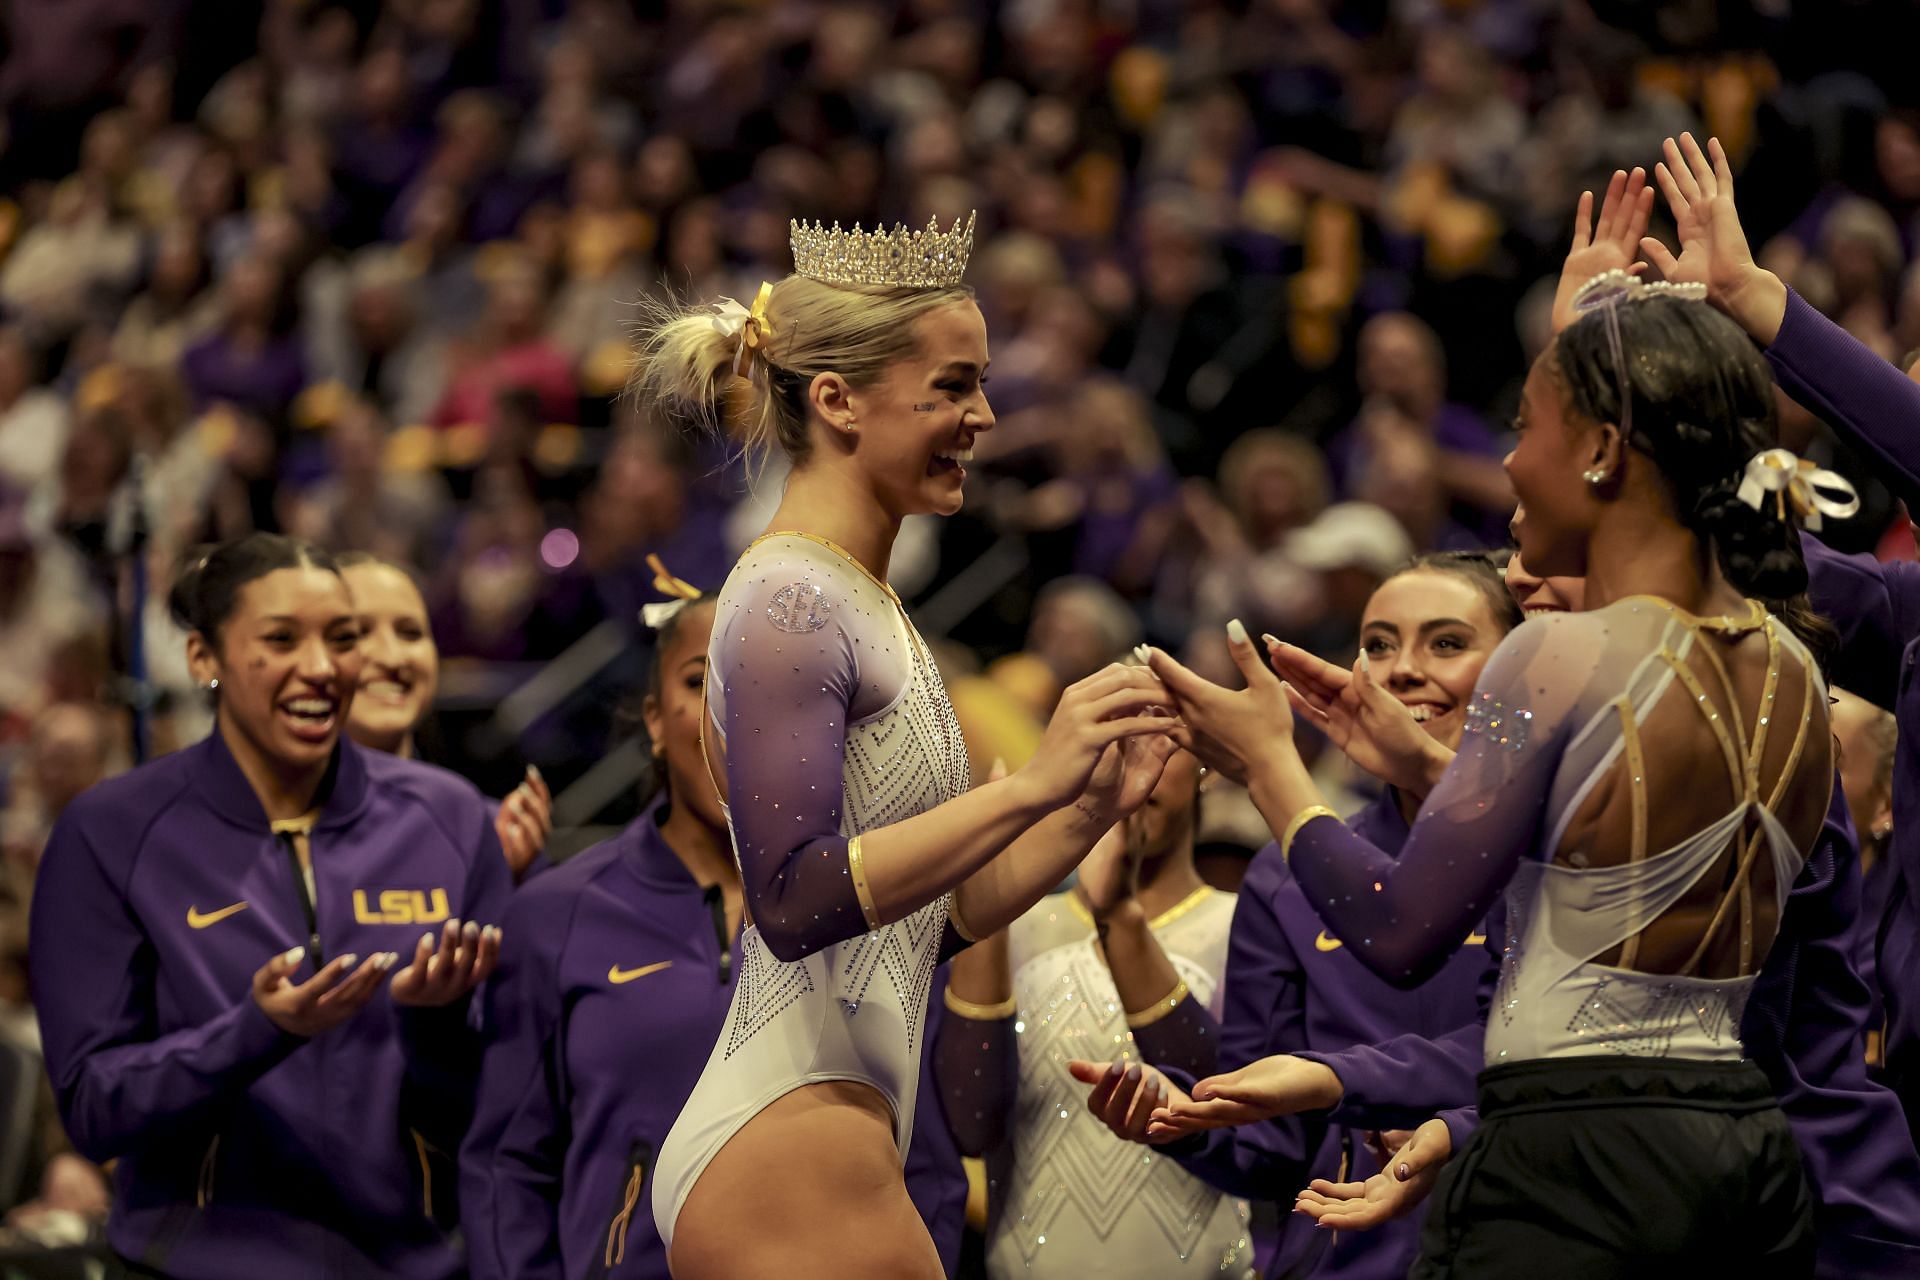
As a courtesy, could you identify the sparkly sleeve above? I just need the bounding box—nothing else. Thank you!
[710,548,875,963]
[1286,615,1598,988]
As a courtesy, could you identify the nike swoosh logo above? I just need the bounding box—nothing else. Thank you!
[187,902,250,929]
[1315,930,1487,953]
[608,961,674,985]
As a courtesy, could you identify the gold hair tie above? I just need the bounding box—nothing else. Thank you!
[732,281,776,381]
[641,554,704,629]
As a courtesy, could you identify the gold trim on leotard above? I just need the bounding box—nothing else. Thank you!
[1124,978,1191,1029]
[943,988,1018,1020]
[1281,806,1341,863]
[846,835,882,930]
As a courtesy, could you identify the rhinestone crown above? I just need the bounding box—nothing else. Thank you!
[789,212,976,288]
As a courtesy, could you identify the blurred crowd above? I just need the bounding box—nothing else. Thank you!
[2,0,1920,1246]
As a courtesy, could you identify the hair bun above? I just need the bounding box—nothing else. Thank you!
[1691,480,1809,600]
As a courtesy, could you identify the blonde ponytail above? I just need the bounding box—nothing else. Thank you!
[629,277,975,468]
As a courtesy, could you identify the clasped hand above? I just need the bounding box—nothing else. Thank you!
[1140,622,1296,787]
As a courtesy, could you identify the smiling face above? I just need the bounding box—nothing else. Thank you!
[343,561,439,754]
[642,599,724,832]
[1504,348,1609,579]
[188,565,363,778]
[1361,569,1506,751]
[1502,525,1585,616]
[845,300,995,520]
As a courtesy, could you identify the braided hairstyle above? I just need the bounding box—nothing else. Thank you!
[1554,295,1833,664]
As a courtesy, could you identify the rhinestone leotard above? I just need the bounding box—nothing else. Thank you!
[651,533,971,1253]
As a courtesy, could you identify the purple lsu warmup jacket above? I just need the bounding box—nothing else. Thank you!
[461,806,968,1280]
[30,732,511,1279]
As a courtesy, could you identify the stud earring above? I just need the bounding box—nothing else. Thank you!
[1583,468,1607,485]
[206,678,219,693]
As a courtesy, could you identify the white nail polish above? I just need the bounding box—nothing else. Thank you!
[527,764,542,781]
[337,954,358,969]
[1226,619,1248,645]
[1132,644,1152,664]
[284,946,306,966]
[420,932,436,951]
[464,921,480,939]
[1357,650,1371,673]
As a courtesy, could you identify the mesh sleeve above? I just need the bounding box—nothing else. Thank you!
[1286,614,1603,987]
[709,547,876,962]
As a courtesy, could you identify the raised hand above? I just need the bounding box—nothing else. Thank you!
[1268,639,1452,798]
[1293,1117,1452,1231]
[1550,167,1654,334]
[253,946,398,1036]
[1068,1058,1191,1146]
[1146,622,1294,785]
[1641,133,1788,343]
[1017,664,1175,812]
[1145,1054,1344,1138]
[389,917,503,1007]
[1075,820,1139,919]
[495,764,552,881]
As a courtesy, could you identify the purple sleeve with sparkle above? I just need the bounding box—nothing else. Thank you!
[712,563,872,963]
[1129,996,1219,1079]
[1767,287,1920,493]
[1288,617,1590,988]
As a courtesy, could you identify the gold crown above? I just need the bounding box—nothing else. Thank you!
[789,212,976,288]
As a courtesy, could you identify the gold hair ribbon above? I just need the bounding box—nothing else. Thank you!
[1734,448,1860,531]
[640,553,704,630]
[727,281,775,381]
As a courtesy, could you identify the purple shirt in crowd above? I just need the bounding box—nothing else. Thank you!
[461,805,968,1280]
[1151,791,1488,1280]
[30,732,511,1279]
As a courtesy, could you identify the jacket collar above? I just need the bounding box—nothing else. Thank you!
[623,800,723,894]
[189,729,372,834]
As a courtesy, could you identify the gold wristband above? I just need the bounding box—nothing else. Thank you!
[847,835,881,930]
[1123,978,1190,1029]
[944,988,1018,1020]
[1281,805,1341,863]
[947,896,979,943]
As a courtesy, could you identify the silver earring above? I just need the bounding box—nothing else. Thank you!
[1583,468,1607,485]
[206,678,219,693]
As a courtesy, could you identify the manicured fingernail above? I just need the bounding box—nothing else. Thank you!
[1226,618,1248,645]
[420,932,436,950]
[337,953,358,969]
[284,946,305,966]
[1105,1061,1122,1079]
[1357,650,1371,673]
[464,921,480,940]
[377,953,397,970]
[1262,633,1280,647]
[1132,644,1152,664]
[1124,1065,1141,1083]
[528,764,542,781]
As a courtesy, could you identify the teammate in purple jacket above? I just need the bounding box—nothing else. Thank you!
[339,552,553,881]
[30,534,510,1279]
[461,581,969,1279]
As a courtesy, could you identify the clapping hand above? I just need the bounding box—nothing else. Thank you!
[1068,1058,1192,1146]
[495,765,553,881]
[1267,640,1451,798]
[1293,1117,1452,1231]
[253,946,397,1036]
[389,917,502,1007]
[1142,1054,1344,1138]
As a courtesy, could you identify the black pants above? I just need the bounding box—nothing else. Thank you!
[1414,1056,1814,1280]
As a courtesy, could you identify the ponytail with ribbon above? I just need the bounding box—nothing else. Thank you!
[640,553,705,631]
[711,281,776,383]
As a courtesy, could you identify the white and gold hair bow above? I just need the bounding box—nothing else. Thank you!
[640,553,705,630]
[1735,448,1860,531]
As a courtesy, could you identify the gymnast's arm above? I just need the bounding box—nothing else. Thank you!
[713,552,1168,963]
[1243,616,1592,987]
